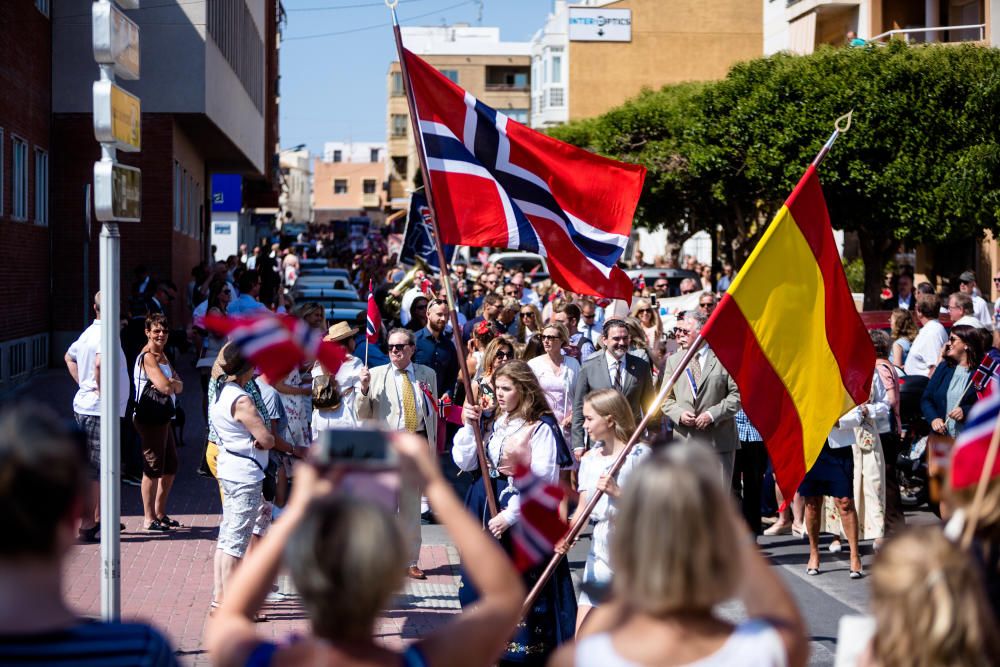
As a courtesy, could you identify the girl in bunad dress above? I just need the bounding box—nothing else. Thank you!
[453,360,576,666]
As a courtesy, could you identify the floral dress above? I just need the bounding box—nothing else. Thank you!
[278,365,312,448]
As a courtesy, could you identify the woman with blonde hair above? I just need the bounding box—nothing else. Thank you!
[890,308,918,369]
[517,303,543,344]
[207,433,526,667]
[561,389,648,632]
[455,360,576,664]
[550,443,809,667]
[527,323,580,441]
[861,526,1000,667]
[630,298,662,356]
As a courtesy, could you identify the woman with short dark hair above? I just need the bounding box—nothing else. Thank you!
[133,313,183,532]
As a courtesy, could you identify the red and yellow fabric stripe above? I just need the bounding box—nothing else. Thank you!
[703,165,875,499]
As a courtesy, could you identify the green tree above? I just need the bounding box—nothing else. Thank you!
[552,42,1000,307]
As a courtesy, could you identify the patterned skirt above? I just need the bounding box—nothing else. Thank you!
[458,475,577,666]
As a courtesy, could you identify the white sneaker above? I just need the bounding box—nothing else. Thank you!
[828,539,843,553]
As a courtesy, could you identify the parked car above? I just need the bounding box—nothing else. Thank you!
[291,282,359,299]
[625,268,699,297]
[325,307,365,327]
[487,251,550,282]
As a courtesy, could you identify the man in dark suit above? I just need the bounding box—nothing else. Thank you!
[571,318,656,455]
[662,309,741,487]
[881,269,915,311]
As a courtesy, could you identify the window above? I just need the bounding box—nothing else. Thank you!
[363,179,377,194]
[12,137,28,220]
[551,55,562,84]
[370,147,380,163]
[332,150,342,163]
[391,71,405,96]
[0,129,4,216]
[392,156,408,178]
[439,69,459,84]
[334,179,348,194]
[173,162,182,231]
[35,0,50,17]
[506,109,529,124]
[33,148,48,225]
[391,114,408,137]
[548,87,565,107]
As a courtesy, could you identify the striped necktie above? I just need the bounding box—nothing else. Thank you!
[401,370,419,433]
[613,360,623,392]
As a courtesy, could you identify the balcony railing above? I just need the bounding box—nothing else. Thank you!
[869,23,986,44]
[485,83,529,92]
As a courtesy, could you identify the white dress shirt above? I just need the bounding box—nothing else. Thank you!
[389,363,428,432]
[452,413,559,526]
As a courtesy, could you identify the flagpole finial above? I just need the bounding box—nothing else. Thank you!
[835,110,853,134]
[386,0,399,25]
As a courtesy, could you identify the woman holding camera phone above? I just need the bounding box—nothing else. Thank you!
[454,360,577,665]
[206,432,525,667]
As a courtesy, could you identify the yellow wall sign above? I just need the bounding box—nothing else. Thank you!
[93,80,141,152]
[110,84,141,151]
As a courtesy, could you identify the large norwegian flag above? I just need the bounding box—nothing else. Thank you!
[403,49,645,302]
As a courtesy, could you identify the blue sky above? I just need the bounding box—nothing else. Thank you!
[279,0,551,155]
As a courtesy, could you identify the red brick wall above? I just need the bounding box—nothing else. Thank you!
[51,114,206,333]
[0,0,52,342]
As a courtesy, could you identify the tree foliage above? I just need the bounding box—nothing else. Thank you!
[550,42,1000,306]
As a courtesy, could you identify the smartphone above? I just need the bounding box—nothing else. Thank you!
[314,428,399,512]
[314,427,398,469]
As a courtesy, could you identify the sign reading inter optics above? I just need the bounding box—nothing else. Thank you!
[568,8,632,42]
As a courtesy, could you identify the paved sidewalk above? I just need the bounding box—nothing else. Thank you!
[13,360,461,666]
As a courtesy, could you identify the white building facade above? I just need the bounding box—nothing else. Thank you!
[322,141,386,165]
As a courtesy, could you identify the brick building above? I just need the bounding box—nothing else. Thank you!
[44,0,282,359]
[0,0,54,391]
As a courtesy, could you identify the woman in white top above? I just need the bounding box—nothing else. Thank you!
[209,345,276,610]
[549,443,809,667]
[132,313,183,532]
[527,323,580,442]
[454,360,576,664]
[310,322,365,433]
[561,389,648,633]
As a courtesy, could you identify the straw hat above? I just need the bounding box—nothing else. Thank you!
[324,321,359,343]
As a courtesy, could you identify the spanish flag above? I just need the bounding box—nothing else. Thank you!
[703,166,875,499]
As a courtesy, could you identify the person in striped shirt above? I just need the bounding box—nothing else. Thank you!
[0,403,177,666]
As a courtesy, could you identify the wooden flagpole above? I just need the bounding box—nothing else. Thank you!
[388,1,497,517]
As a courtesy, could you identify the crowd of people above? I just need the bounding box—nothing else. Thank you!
[2,235,998,666]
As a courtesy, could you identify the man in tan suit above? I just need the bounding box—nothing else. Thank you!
[357,328,438,579]
[662,309,741,487]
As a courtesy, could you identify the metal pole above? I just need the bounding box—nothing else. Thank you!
[518,335,707,617]
[389,3,498,516]
[99,221,121,620]
[811,111,853,168]
[84,185,92,328]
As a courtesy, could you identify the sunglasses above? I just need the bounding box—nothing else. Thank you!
[993,278,1000,284]
[222,289,232,295]
[520,311,534,317]
[495,350,513,360]
[636,308,653,314]
[541,334,561,342]
[699,302,713,309]
[388,343,412,352]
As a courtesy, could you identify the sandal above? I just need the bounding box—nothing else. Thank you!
[157,515,182,528]
[144,519,171,532]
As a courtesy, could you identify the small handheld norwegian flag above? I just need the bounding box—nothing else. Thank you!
[510,463,568,573]
[204,313,346,384]
[366,280,381,344]
[971,351,1000,398]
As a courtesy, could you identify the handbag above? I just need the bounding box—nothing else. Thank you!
[133,353,176,425]
[312,374,342,410]
[855,419,878,454]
